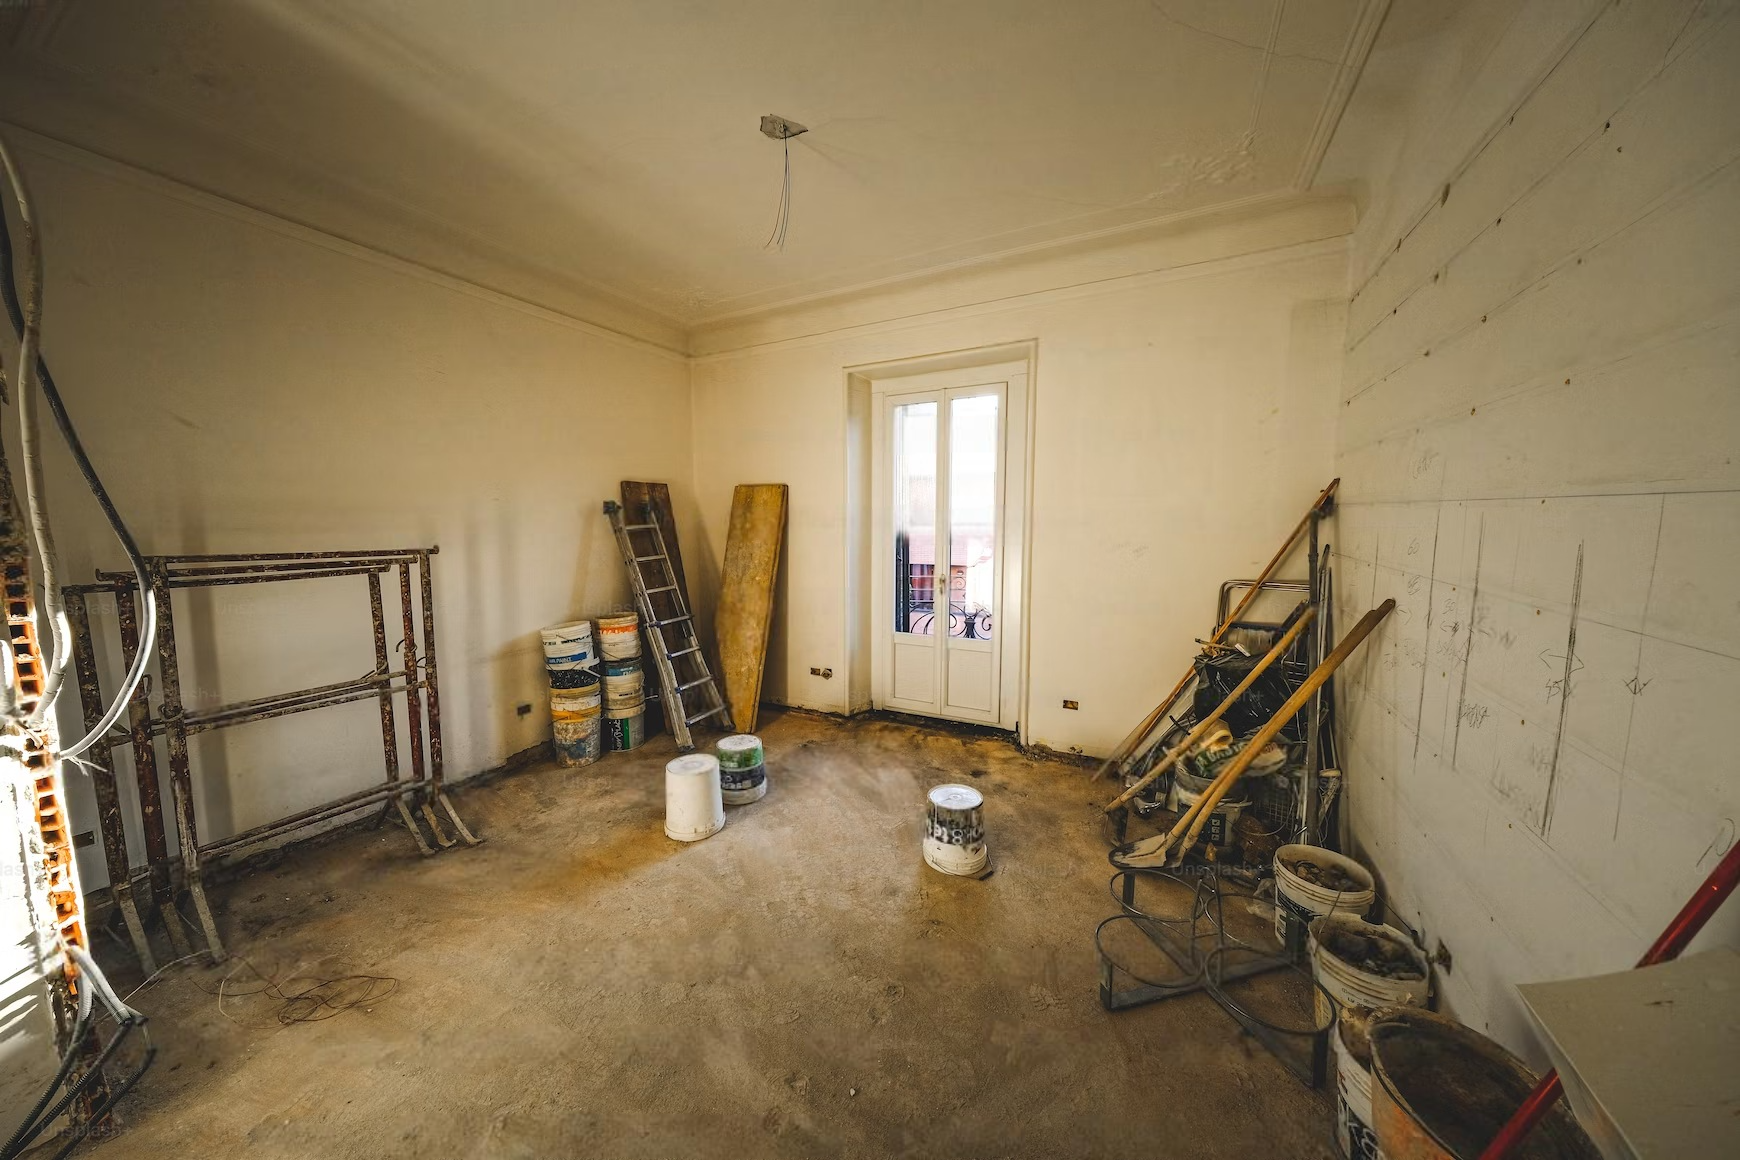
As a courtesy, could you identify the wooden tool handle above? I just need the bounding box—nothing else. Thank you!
[1093,478,1338,781]
[1170,598,1394,863]
[1105,606,1315,813]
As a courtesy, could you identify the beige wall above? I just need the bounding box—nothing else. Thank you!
[690,205,1350,756]
[5,138,694,894]
[1330,0,1740,1057]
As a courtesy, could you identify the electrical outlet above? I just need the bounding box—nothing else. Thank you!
[1062,699,1079,710]
[516,702,533,717]
[810,667,834,679]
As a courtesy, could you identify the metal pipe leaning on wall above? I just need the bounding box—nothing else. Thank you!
[1105,605,1316,817]
[1111,599,1394,870]
[1093,478,1338,785]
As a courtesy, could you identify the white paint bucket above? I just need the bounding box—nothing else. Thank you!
[550,689,602,721]
[541,620,595,665]
[597,613,641,660]
[604,702,646,751]
[1169,783,1249,849]
[602,658,644,701]
[1308,914,1430,1028]
[716,734,767,805]
[1273,844,1375,945]
[543,621,600,690]
[665,753,724,842]
[1334,1017,1382,1160]
[553,717,602,767]
[923,784,987,876]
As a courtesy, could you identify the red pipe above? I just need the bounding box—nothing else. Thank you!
[1478,840,1740,1159]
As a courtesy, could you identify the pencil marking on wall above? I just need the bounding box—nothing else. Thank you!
[1539,541,1584,838]
[1614,494,1668,840]
[1413,505,1442,763]
[1451,513,1485,769]
[1699,818,1736,868]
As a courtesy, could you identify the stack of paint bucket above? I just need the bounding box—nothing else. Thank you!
[541,621,601,767]
[597,611,647,752]
[715,734,767,805]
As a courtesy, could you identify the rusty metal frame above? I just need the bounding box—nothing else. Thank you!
[65,547,478,965]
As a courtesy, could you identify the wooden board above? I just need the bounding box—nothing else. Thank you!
[715,484,787,734]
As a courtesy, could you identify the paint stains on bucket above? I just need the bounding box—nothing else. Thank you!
[716,734,767,805]
[923,784,987,876]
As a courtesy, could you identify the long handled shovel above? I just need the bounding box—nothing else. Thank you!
[1093,478,1338,783]
[1112,599,1394,870]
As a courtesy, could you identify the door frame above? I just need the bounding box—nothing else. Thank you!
[847,344,1033,738]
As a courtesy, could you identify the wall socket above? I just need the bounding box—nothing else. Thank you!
[810,667,834,679]
[1062,699,1079,710]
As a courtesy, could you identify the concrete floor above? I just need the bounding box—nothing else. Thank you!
[88,710,1337,1159]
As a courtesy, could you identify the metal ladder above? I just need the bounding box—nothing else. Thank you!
[603,500,733,750]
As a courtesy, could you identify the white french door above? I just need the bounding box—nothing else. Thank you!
[872,367,1024,728]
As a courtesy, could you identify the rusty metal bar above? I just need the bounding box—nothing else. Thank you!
[397,561,449,848]
[97,565,392,589]
[183,671,412,727]
[142,548,440,564]
[151,563,225,960]
[65,592,155,972]
[186,683,429,735]
[419,550,478,845]
[369,571,431,855]
[198,779,431,859]
[115,585,184,958]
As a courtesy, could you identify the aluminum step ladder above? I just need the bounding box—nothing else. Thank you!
[603,500,733,750]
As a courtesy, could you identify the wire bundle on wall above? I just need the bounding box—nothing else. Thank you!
[0,131,160,1154]
[0,134,157,758]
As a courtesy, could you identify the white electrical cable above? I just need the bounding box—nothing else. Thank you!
[0,134,71,730]
[0,132,157,758]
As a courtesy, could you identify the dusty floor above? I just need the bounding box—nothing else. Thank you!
[85,710,1337,1159]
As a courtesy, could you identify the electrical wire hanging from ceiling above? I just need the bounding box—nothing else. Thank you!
[0,131,158,760]
[759,114,807,252]
[763,133,794,251]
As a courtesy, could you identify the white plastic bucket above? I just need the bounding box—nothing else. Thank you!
[602,660,644,700]
[716,734,767,805]
[923,784,987,876]
[597,613,641,660]
[1308,914,1430,1028]
[550,690,602,722]
[604,685,645,711]
[604,703,646,751]
[1274,844,1375,945]
[541,621,595,665]
[553,717,602,768]
[1168,783,1249,848]
[665,754,724,841]
[1334,1019,1381,1160]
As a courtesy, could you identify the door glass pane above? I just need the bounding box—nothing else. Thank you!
[892,401,937,636]
[948,394,998,640]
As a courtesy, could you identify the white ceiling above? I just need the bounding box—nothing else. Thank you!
[1,0,1385,332]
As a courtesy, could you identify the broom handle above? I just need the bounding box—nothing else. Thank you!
[1478,838,1740,1159]
[1169,600,1394,861]
[1104,606,1315,813]
[1094,478,1339,781]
